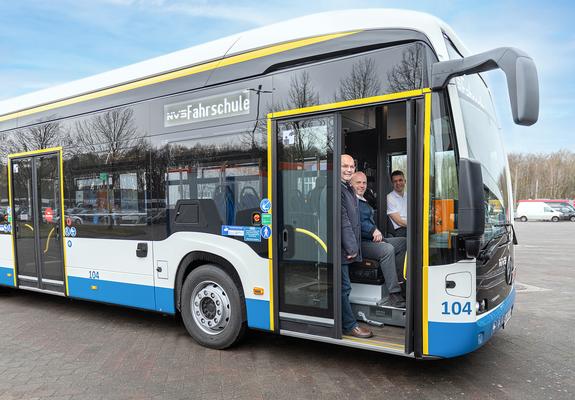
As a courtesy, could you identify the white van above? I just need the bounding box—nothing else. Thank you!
[516,201,563,222]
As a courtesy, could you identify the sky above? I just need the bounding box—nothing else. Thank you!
[0,0,573,154]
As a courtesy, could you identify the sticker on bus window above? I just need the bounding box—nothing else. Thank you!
[260,225,272,240]
[282,129,295,146]
[221,225,246,237]
[261,213,272,226]
[260,198,271,213]
[244,227,261,242]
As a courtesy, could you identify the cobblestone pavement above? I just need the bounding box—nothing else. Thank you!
[0,222,573,400]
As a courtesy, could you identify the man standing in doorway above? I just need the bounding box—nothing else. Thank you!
[340,154,373,338]
[387,170,407,237]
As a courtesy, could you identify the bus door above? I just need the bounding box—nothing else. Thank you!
[273,113,341,338]
[9,150,66,294]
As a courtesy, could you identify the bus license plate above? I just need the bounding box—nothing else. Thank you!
[493,308,513,332]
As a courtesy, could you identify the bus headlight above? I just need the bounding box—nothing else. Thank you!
[476,299,487,314]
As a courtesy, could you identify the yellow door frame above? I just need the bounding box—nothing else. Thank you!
[266,88,431,351]
[8,147,68,295]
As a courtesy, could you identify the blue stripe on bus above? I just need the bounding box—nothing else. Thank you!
[155,286,176,314]
[428,289,516,358]
[68,276,170,313]
[62,276,270,327]
[0,266,15,287]
[246,298,270,330]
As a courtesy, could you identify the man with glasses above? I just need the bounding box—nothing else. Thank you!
[340,154,373,338]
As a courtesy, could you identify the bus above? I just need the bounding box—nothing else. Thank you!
[0,9,538,359]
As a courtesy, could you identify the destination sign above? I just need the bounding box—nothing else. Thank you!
[164,90,250,127]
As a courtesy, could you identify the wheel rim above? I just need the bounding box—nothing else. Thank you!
[190,280,231,335]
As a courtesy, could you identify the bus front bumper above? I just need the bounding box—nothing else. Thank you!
[427,288,516,358]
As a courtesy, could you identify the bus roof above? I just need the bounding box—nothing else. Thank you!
[0,9,467,118]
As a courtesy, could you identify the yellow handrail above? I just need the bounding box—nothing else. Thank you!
[44,227,55,253]
[294,228,328,253]
[403,254,407,280]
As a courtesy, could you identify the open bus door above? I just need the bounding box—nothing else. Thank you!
[271,113,341,338]
[270,91,428,355]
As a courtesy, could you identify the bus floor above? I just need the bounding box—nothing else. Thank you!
[342,323,405,352]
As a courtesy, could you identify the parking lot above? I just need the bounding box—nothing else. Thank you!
[0,221,573,400]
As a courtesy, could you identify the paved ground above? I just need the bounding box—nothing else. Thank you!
[0,222,573,400]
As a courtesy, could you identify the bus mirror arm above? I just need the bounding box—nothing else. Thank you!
[431,47,539,126]
[457,158,485,258]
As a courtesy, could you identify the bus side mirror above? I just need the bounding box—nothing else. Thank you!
[431,47,539,126]
[458,159,485,258]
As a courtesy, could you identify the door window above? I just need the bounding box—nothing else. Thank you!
[276,114,336,319]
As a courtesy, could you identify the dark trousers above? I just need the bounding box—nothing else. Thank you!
[394,226,407,237]
[361,237,406,294]
[341,263,357,333]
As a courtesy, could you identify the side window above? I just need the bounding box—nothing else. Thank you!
[63,107,149,239]
[429,92,459,265]
[544,207,553,213]
[150,123,268,255]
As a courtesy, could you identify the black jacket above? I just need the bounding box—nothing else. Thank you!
[341,181,362,264]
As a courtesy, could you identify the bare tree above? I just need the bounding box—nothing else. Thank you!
[387,44,425,92]
[73,107,146,161]
[3,120,64,158]
[508,150,575,202]
[336,57,382,101]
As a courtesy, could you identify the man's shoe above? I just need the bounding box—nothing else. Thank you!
[345,325,373,338]
[389,293,406,308]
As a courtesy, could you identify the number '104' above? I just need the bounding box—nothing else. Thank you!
[442,301,472,315]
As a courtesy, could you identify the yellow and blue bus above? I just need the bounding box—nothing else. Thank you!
[0,9,538,358]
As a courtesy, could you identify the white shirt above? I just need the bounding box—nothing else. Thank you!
[387,190,407,229]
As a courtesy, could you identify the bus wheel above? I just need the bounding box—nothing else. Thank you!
[552,216,559,222]
[181,264,246,349]
[520,216,528,222]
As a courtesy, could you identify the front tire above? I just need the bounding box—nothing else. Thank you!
[570,216,575,222]
[181,264,246,349]
[520,216,528,222]
[552,216,559,222]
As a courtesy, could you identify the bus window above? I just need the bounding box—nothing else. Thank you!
[150,125,268,255]
[64,149,149,239]
[429,92,459,265]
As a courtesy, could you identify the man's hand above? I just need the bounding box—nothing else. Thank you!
[346,253,357,260]
[372,228,383,242]
[389,212,407,228]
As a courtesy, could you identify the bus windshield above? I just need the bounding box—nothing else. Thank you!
[456,74,510,242]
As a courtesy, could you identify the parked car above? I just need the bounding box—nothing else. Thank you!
[515,201,563,222]
[545,202,575,222]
